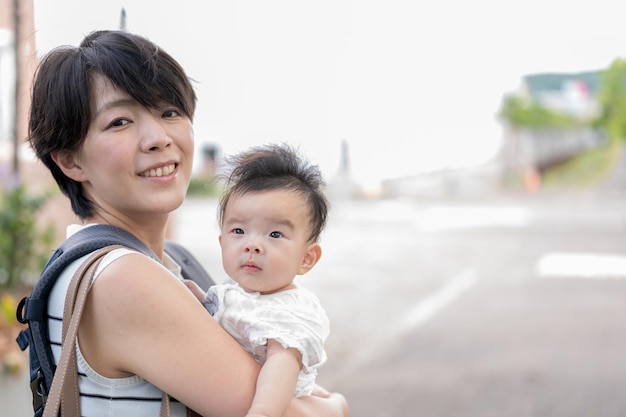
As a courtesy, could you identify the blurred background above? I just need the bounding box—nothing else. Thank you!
[2,1,626,416]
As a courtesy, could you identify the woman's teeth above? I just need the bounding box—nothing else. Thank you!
[139,164,175,177]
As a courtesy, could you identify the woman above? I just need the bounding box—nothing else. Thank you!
[29,30,348,417]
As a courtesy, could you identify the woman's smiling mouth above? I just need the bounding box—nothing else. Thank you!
[138,163,176,177]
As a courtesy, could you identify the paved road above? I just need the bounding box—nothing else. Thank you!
[310,193,626,417]
[178,186,626,416]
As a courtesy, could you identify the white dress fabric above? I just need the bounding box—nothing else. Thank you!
[47,224,187,417]
[204,279,329,397]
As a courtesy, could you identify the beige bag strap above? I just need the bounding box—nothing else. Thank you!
[160,394,202,417]
[44,244,201,417]
[44,245,123,417]
[160,392,172,417]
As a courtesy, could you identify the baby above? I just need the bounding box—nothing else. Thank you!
[186,143,330,417]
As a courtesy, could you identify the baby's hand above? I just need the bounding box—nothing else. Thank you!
[182,279,206,302]
[310,385,331,398]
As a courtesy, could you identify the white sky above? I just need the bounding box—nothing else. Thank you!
[30,0,626,188]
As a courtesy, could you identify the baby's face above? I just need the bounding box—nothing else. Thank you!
[219,189,319,294]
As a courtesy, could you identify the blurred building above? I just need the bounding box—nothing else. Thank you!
[380,162,502,200]
[1,0,78,245]
[519,71,600,119]
[378,71,606,199]
[0,0,36,183]
[499,70,606,190]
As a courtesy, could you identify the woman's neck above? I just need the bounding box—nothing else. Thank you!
[83,213,170,259]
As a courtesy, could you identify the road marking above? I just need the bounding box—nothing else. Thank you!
[537,252,626,279]
[394,268,477,334]
[331,269,477,383]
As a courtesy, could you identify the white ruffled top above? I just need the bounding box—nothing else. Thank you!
[204,279,329,397]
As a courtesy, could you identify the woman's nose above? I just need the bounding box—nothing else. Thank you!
[140,117,172,152]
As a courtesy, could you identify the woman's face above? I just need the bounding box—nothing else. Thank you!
[72,74,194,221]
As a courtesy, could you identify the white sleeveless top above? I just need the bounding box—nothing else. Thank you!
[47,224,186,417]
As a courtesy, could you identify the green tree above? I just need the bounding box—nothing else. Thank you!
[595,58,626,142]
[499,95,579,129]
[0,185,55,290]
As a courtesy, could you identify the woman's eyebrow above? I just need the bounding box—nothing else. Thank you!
[94,98,137,118]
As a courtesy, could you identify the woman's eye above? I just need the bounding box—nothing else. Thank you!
[269,231,283,239]
[110,118,130,127]
[163,109,180,118]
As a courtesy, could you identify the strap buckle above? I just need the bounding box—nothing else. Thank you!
[30,369,47,412]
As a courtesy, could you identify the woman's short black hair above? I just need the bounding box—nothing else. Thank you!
[28,30,196,219]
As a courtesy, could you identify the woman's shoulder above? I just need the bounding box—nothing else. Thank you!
[93,250,181,302]
[96,247,142,275]
[78,249,211,377]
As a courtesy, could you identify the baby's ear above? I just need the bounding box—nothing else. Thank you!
[51,150,88,182]
[298,243,322,275]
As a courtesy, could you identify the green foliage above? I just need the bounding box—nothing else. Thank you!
[0,185,55,290]
[499,95,580,129]
[0,292,17,325]
[595,58,626,142]
[542,140,621,188]
[186,176,223,197]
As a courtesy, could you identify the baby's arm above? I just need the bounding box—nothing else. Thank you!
[247,339,302,417]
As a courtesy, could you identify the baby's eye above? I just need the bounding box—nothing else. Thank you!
[233,228,244,235]
[269,231,283,239]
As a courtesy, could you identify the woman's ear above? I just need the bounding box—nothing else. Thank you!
[51,150,87,182]
[298,243,322,275]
